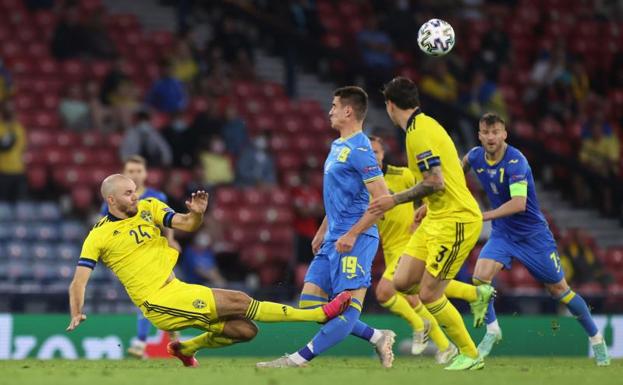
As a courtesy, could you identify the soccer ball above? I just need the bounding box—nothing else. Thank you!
[417,18,455,56]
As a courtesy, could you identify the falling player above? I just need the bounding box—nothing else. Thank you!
[462,112,610,366]
[67,174,351,367]
[369,77,493,370]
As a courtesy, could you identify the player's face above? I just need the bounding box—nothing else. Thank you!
[328,97,349,129]
[384,100,399,127]
[112,179,139,217]
[478,122,507,155]
[123,162,147,188]
[371,140,384,167]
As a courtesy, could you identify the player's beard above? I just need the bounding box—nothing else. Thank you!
[122,202,139,217]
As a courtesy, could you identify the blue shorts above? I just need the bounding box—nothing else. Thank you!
[479,231,564,284]
[304,234,378,297]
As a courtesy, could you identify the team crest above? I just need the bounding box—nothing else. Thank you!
[140,210,153,223]
[193,299,206,309]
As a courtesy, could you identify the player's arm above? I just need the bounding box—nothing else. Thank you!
[163,228,181,252]
[336,177,389,253]
[169,191,209,232]
[369,165,444,214]
[311,216,328,254]
[67,266,92,331]
[461,154,471,174]
[482,183,527,221]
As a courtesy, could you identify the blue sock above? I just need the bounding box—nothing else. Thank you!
[558,289,598,337]
[296,299,362,361]
[350,320,375,341]
[137,313,151,342]
[485,300,497,325]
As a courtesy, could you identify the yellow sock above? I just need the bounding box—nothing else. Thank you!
[245,299,325,322]
[445,280,478,302]
[381,294,425,331]
[414,302,450,351]
[179,332,235,355]
[425,295,478,358]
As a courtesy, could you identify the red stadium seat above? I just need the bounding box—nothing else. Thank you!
[295,263,309,288]
[235,207,263,224]
[264,207,293,224]
[214,187,242,207]
[242,189,265,206]
[26,167,47,191]
[71,186,94,211]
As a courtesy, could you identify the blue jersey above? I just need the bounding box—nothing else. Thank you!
[322,132,382,241]
[100,187,168,216]
[467,145,550,240]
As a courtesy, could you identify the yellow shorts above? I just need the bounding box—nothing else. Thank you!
[403,219,482,280]
[139,278,223,333]
[381,246,406,281]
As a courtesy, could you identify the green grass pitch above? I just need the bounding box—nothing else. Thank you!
[4,357,622,385]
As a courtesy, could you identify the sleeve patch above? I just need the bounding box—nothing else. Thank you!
[77,258,96,269]
[416,150,433,160]
[163,212,175,228]
[416,156,441,171]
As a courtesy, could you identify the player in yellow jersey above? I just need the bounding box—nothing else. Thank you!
[369,135,456,363]
[370,77,494,370]
[66,174,352,367]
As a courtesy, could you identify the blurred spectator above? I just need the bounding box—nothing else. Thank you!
[99,59,140,131]
[51,6,89,60]
[420,61,458,103]
[146,61,188,113]
[477,17,510,79]
[462,70,508,121]
[170,38,199,85]
[199,136,235,187]
[191,102,224,142]
[211,17,253,65]
[357,17,395,91]
[87,80,113,132]
[236,134,277,187]
[197,46,232,98]
[570,61,590,104]
[231,49,256,81]
[559,229,613,287]
[221,105,247,156]
[291,166,323,263]
[119,110,173,167]
[524,42,568,104]
[0,59,13,103]
[378,0,416,50]
[162,111,198,168]
[59,84,91,131]
[82,11,116,59]
[0,103,27,202]
[288,0,323,36]
[180,232,227,287]
[579,120,620,176]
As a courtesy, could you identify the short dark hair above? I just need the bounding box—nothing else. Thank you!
[124,155,147,167]
[381,77,420,109]
[333,86,368,121]
[479,112,506,127]
[368,135,383,145]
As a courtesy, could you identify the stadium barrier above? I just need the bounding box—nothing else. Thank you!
[0,313,620,359]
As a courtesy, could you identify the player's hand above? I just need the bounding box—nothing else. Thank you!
[66,314,87,331]
[335,232,356,254]
[368,195,396,215]
[186,190,209,214]
[311,233,324,254]
[413,205,427,226]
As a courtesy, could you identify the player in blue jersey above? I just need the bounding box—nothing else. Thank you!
[257,86,397,368]
[102,155,181,358]
[463,112,610,366]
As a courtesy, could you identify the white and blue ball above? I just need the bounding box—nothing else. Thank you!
[417,18,455,56]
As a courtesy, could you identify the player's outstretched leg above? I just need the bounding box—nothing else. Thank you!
[472,277,502,357]
[169,318,258,367]
[257,289,387,368]
[548,280,610,366]
[298,292,395,366]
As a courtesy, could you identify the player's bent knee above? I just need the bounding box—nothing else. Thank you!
[546,280,570,298]
[223,319,258,342]
[375,282,394,303]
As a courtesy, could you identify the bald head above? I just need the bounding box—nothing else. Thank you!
[101,174,134,199]
[101,174,139,218]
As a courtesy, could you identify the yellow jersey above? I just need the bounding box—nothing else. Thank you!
[405,110,481,223]
[378,165,415,255]
[78,199,179,306]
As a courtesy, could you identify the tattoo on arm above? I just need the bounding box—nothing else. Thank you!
[392,166,445,205]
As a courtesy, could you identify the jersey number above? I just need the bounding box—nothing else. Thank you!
[499,167,505,183]
[435,245,449,263]
[342,256,358,277]
[130,225,151,244]
[550,252,561,273]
